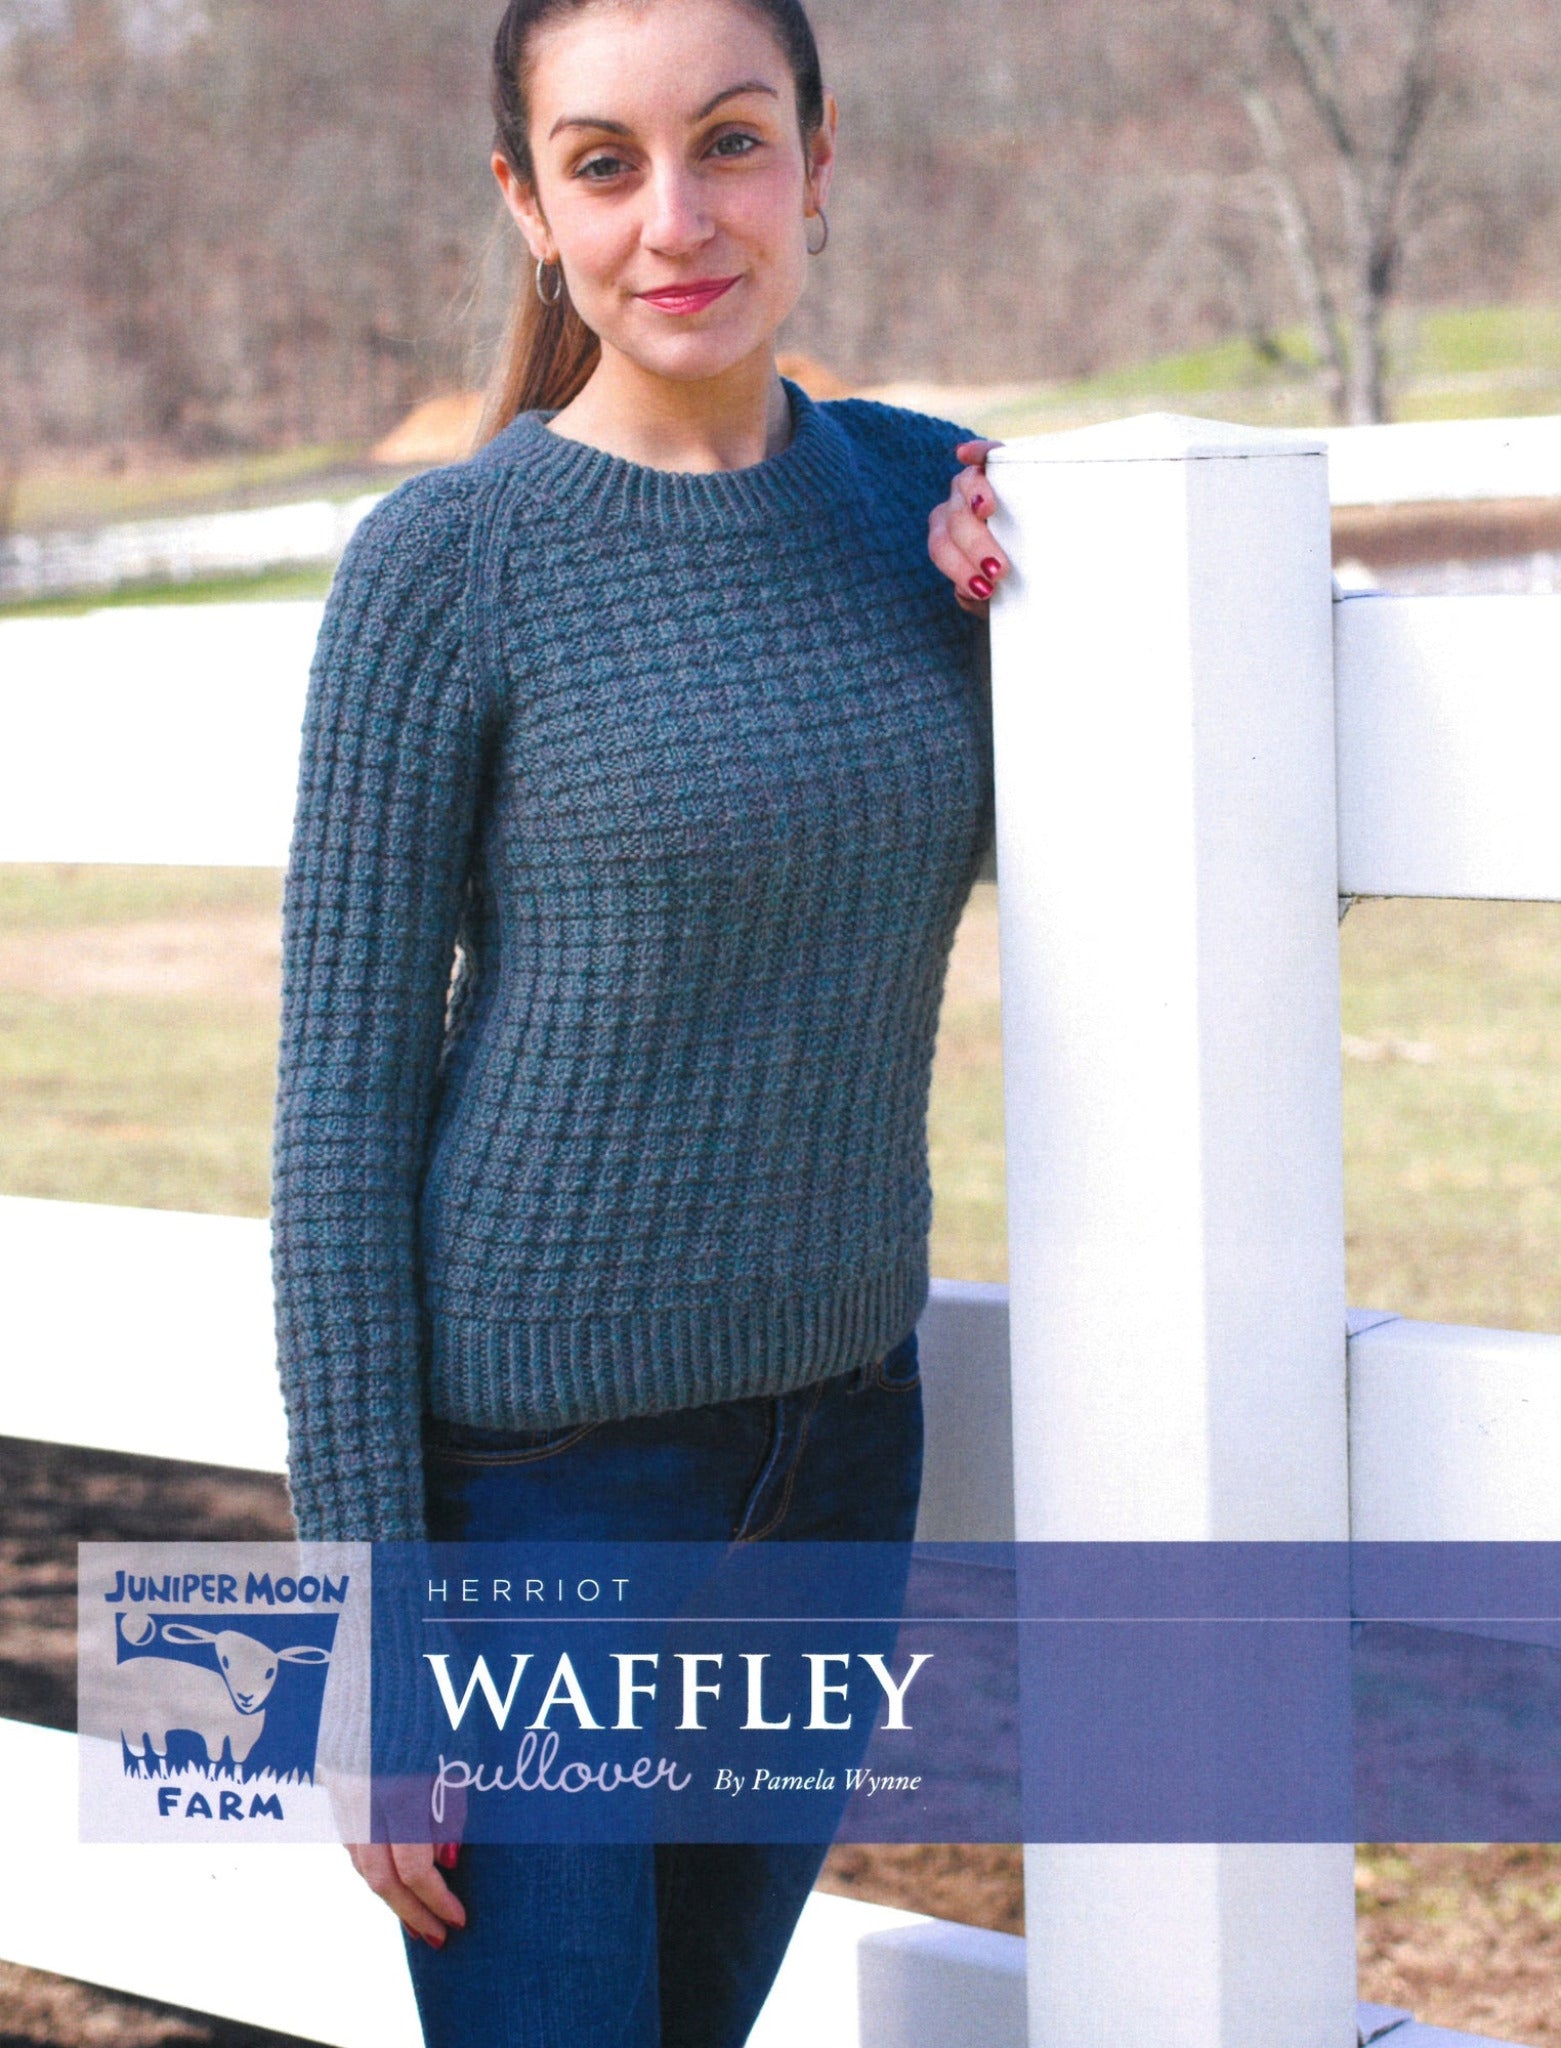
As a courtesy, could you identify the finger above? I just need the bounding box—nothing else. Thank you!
[393,1840,468,1931]
[952,466,1008,551]
[943,493,1010,589]
[929,501,998,606]
[954,437,1003,468]
[346,1842,463,1943]
[930,501,991,602]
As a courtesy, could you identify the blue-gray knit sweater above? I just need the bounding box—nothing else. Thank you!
[270,379,993,1544]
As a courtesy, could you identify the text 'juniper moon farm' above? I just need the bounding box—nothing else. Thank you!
[77,1542,373,1845]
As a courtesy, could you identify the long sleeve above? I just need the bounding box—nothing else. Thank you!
[270,470,488,1543]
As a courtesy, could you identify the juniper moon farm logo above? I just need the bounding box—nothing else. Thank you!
[78,1542,372,1844]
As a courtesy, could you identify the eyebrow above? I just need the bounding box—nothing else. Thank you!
[548,80,779,141]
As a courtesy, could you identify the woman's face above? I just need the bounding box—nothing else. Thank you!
[495,0,835,387]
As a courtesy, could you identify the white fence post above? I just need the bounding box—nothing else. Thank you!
[986,415,1357,2048]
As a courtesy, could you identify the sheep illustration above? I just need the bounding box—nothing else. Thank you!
[117,1620,331,1776]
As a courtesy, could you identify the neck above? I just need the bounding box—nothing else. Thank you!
[546,344,793,473]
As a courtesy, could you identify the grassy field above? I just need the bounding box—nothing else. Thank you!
[1341,897,1561,1332]
[0,565,335,621]
[961,302,1561,441]
[2,860,1560,2039]
[11,442,382,533]
[0,866,281,1215]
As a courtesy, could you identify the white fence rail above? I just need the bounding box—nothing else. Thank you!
[0,493,382,604]
[0,1197,284,1471]
[5,407,1560,2047]
[0,602,317,865]
[1336,594,1561,899]
[7,588,1557,904]
[1321,414,1561,507]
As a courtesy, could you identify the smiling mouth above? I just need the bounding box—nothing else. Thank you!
[637,277,740,315]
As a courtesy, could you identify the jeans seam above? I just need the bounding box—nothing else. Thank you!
[730,1400,791,1541]
[871,1335,921,1392]
[423,1421,603,1468]
[735,1379,828,1543]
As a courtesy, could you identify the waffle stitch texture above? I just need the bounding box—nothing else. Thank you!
[270,380,994,1544]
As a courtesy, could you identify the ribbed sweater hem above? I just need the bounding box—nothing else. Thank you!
[424,1253,930,1430]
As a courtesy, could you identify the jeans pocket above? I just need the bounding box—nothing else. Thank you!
[870,1330,921,1392]
[421,1415,603,1467]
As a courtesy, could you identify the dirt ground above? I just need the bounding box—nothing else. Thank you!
[0,912,280,1006]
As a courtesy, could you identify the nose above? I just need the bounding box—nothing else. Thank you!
[641,160,714,258]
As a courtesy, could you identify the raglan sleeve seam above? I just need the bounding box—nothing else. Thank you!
[268,468,488,1546]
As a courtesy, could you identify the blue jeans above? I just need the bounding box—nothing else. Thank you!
[403,1328,924,2048]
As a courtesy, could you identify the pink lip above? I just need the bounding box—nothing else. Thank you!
[637,276,740,315]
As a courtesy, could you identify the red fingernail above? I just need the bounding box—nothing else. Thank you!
[435,1841,459,1870]
[428,1931,447,1950]
[969,576,993,600]
[981,558,1001,577]
[407,1929,425,1945]
[970,493,986,513]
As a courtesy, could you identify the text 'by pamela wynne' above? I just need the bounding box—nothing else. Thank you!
[713,1766,923,1796]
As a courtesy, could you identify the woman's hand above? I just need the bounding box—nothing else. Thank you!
[928,439,1010,616]
[346,1838,467,1947]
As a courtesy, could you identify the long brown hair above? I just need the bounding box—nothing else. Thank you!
[476,0,827,446]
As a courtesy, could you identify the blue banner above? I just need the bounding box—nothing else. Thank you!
[77,1540,1561,1844]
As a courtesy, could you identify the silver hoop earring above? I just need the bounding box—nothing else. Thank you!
[805,207,829,257]
[535,255,564,307]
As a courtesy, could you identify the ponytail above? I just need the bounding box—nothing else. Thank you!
[475,268,600,444]
[477,0,826,447]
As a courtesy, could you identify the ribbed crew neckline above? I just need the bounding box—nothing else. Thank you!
[483,377,856,528]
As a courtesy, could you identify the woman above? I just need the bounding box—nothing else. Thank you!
[270,0,1009,2039]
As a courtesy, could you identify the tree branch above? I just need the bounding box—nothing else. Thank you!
[1369,0,1445,275]
[1240,81,1350,411]
[1268,0,1359,161]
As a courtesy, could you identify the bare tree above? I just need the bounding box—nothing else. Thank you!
[1233,0,1451,422]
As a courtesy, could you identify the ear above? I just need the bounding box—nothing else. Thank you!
[279,1645,333,1665]
[160,1623,217,1645]
[492,149,556,268]
[805,91,839,217]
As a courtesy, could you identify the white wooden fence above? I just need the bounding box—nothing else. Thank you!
[0,493,383,604]
[3,407,1560,2047]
